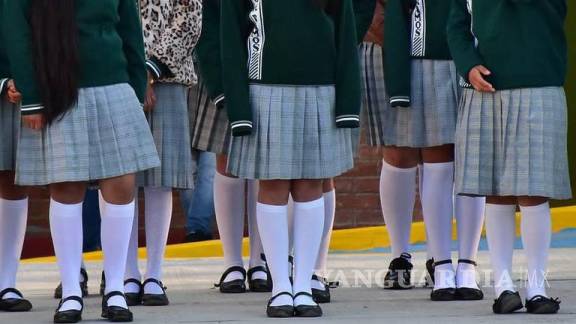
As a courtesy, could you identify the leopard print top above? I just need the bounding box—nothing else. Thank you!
[141,0,202,85]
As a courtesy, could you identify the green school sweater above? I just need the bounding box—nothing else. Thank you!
[384,0,452,107]
[447,0,567,90]
[354,0,377,42]
[4,0,147,115]
[221,0,362,136]
[0,1,10,95]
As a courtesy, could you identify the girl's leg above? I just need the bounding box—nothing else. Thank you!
[214,155,246,283]
[455,195,485,290]
[99,175,137,309]
[50,182,88,311]
[311,179,335,291]
[291,180,324,307]
[124,190,141,293]
[247,180,267,278]
[0,172,28,300]
[257,180,291,306]
[421,144,456,293]
[142,187,173,295]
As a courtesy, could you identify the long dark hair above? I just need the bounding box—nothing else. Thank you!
[29,0,80,124]
[311,0,340,14]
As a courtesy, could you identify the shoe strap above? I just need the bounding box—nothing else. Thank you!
[433,259,453,267]
[247,266,267,280]
[527,295,561,304]
[103,291,126,304]
[457,259,477,266]
[311,275,340,289]
[0,288,23,299]
[216,266,247,287]
[143,278,166,292]
[124,278,143,289]
[80,268,89,283]
[58,295,84,311]
[294,291,314,299]
[400,252,412,260]
[268,291,293,306]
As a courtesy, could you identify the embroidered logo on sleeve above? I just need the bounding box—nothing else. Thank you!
[411,0,426,57]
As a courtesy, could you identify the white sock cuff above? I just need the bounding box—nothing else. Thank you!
[323,190,335,199]
[486,203,516,214]
[257,202,288,214]
[293,197,324,210]
[0,197,29,207]
[102,199,135,217]
[144,187,172,194]
[519,202,550,214]
[381,160,417,173]
[50,199,83,211]
[422,161,454,171]
[215,172,243,184]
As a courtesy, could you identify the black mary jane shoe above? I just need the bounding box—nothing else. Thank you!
[294,292,323,318]
[248,266,272,292]
[141,278,169,306]
[425,258,435,288]
[454,259,484,301]
[101,291,133,322]
[0,288,32,312]
[383,253,414,290]
[266,292,294,318]
[430,260,456,301]
[55,268,89,299]
[54,296,83,323]
[526,295,561,314]
[215,266,247,294]
[492,290,523,314]
[311,275,339,304]
[123,279,143,306]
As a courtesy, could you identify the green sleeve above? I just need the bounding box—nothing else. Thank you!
[3,0,44,115]
[383,0,412,107]
[446,0,484,83]
[196,0,225,106]
[117,0,147,103]
[332,0,362,128]
[353,0,377,43]
[220,0,251,136]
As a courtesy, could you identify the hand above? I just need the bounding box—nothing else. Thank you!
[22,114,45,130]
[143,74,156,112]
[6,80,22,104]
[468,65,495,93]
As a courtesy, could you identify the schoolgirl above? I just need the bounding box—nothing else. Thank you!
[0,6,31,311]
[4,0,160,322]
[364,0,485,300]
[122,0,202,307]
[448,0,569,314]
[192,0,271,294]
[221,0,360,317]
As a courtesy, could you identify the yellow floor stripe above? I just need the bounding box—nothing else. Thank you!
[23,205,576,263]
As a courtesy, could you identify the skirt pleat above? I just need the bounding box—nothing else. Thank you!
[0,99,19,171]
[455,87,571,199]
[16,83,160,186]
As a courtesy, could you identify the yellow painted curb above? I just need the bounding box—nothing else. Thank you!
[23,206,576,263]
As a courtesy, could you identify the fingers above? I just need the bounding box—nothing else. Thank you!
[469,66,495,93]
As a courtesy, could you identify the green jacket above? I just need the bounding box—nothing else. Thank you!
[384,0,452,107]
[221,0,362,136]
[0,1,10,95]
[447,0,567,90]
[4,0,147,115]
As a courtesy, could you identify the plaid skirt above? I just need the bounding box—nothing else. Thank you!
[360,42,458,148]
[0,99,18,171]
[455,87,571,200]
[137,83,195,189]
[16,83,160,186]
[188,78,230,155]
[227,84,355,180]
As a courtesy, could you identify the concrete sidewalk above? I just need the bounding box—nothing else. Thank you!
[7,249,576,323]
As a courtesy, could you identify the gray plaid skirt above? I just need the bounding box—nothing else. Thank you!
[360,42,458,148]
[16,83,160,186]
[0,99,18,171]
[137,83,195,189]
[188,78,230,155]
[227,84,355,180]
[455,87,571,200]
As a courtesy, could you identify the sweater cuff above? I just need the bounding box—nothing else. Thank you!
[213,94,225,108]
[146,57,173,80]
[21,103,44,115]
[390,96,411,108]
[230,120,253,137]
[336,115,360,128]
[0,78,9,95]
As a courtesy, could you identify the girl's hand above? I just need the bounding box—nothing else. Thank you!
[22,114,45,130]
[143,74,156,112]
[6,80,22,104]
[468,65,495,93]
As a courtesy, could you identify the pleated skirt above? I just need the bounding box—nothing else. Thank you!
[455,87,571,199]
[137,83,195,189]
[227,84,355,180]
[0,99,18,171]
[16,83,160,186]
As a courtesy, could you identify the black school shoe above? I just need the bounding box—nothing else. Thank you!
[492,290,523,314]
[123,279,143,306]
[247,266,272,292]
[266,292,294,318]
[55,268,89,299]
[383,253,414,290]
[425,258,435,288]
[215,266,247,293]
[430,260,456,301]
[0,288,32,312]
[454,259,484,301]
[294,292,323,317]
[312,274,339,304]
[142,278,169,306]
[54,296,83,323]
[101,291,133,322]
[526,295,561,314]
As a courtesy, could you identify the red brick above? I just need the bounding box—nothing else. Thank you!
[351,178,380,193]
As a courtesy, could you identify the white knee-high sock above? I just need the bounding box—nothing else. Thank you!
[247,181,267,281]
[520,203,551,299]
[214,173,245,282]
[418,164,433,261]
[455,195,485,289]
[101,199,135,309]
[293,198,324,307]
[287,196,294,255]
[421,162,455,290]
[315,190,335,275]
[256,203,292,307]
[485,204,516,297]
[144,187,173,294]
[124,192,141,293]
[50,199,83,311]
[0,198,28,299]
[380,161,417,259]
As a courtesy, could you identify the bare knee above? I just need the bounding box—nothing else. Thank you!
[259,180,290,205]
[486,196,517,205]
[216,154,236,177]
[421,144,454,163]
[0,171,28,200]
[383,146,421,168]
[517,196,548,207]
[322,178,334,193]
[50,182,87,204]
[291,179,323,202]
[99,174,136,205]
